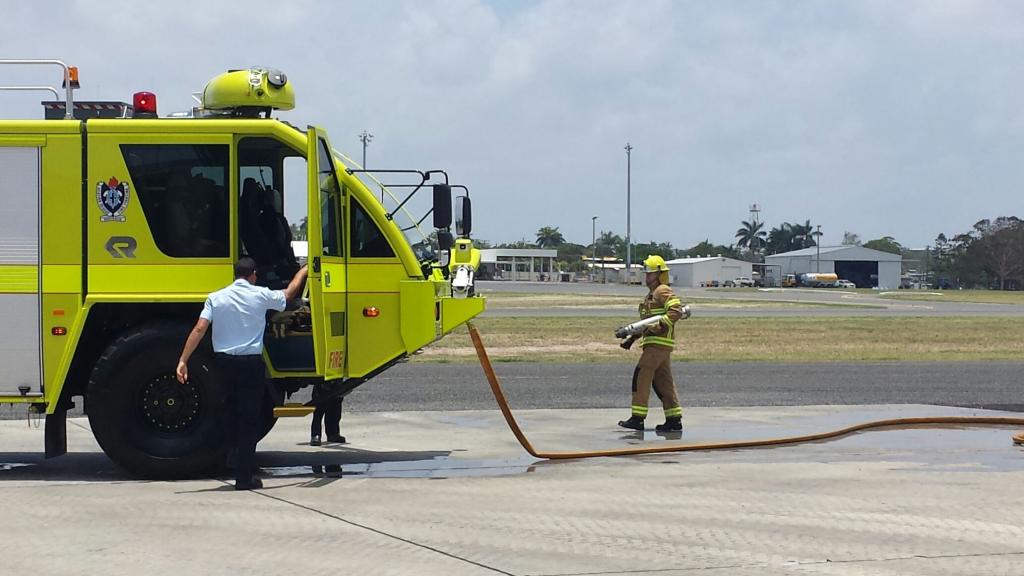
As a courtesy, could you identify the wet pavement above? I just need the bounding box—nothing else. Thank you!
[2,405,1024,575]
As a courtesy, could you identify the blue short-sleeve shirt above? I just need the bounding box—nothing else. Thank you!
[200,279,287,355]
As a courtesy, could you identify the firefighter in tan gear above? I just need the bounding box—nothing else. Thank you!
[617,255,688,432]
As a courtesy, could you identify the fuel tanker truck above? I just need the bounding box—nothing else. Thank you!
[799,273,838,287]
[0,61,484,477]
[782,273,838,288]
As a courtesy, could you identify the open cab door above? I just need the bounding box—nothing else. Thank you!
[306,127,347,381]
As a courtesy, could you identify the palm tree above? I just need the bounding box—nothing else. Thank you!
[735,220,767,259]
[535,226,565,248]
[766,223,794,254]
[289,216,308,241]
[791,220,817,249]
[596,231,625,260]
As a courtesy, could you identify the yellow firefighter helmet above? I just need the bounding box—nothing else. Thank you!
[643,255,669,272]
[643,255,670,285]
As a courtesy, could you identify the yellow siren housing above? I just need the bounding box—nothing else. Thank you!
[202,68,295,112]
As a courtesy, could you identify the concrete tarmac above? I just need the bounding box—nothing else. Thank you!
[336,361,1024,413]
[6,360,1023,421]
[2,405,1024,575]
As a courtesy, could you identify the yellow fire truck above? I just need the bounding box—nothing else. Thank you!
[0,62,484,477]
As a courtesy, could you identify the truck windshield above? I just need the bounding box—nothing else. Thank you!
[330,148,438,263]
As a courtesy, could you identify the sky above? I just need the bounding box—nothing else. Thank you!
[2,0,1022,250]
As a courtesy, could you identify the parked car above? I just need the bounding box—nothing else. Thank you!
[834,279,856,289]
[734,276,754,287]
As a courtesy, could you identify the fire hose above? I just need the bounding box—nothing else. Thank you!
[466,322,1024,459]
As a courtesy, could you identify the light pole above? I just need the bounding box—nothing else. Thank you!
[815,224,822,273]
[591,216,598,282]
[925,245,930,286]
[624,142,633,284]
[358,130,373,168]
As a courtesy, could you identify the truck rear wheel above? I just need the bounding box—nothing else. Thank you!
[259,383,284,440]
[87,324,229,478]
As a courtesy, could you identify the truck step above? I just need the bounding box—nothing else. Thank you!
[273,403,314,418]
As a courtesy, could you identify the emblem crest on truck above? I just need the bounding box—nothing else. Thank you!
[96,177,129,222]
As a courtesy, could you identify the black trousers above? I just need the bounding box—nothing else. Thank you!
[216,353,267,485]
[310,384,342,438]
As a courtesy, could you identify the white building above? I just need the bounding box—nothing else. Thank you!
[296,242,561,282]
[764,246,902,289]
[479,248,559,281]
[666,256,754,288]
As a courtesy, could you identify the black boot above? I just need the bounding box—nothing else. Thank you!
[655,417,682,432]
[617,415,645,430]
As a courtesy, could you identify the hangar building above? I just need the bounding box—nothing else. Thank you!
[666,256,754,288]
[764,246,902,289]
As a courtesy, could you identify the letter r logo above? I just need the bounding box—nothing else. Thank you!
[105,236,138,258]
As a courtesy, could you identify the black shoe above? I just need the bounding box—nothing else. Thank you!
[326,434,346,444]
[235,477,263,491]
[655,417,682,432]
[310,435,321,446]
[617,415,645,430]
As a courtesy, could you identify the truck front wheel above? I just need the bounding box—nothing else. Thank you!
[87,324,228,478]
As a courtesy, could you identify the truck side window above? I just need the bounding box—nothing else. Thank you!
[350,198,394,258]
[121,144,230,258]
[317,138,343,257]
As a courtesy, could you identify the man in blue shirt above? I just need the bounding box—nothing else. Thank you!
[176,257,307,490]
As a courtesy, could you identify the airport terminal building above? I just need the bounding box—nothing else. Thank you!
[764,246,902,289]
[478,248,559,281]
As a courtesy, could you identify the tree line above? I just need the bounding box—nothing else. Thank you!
[482,216,1023,289]
[479,226,741,274]
[931,217,1024,290]
[290,210,1022,289]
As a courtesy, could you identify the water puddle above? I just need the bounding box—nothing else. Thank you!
[260,455,541,479]
[0,462,34,472]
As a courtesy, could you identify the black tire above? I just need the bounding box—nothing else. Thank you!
[87,323,229,478]
[258,381,285,441]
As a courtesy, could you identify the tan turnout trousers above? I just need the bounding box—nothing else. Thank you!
[630,344,682,419]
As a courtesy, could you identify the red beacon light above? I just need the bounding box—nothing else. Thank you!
[133,91,158,118]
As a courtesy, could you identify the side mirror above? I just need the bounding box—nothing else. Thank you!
[432,184,452,229]
[455,195,472,237]
[436,230,454,251]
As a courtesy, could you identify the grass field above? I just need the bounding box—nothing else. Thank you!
[877,290,1024,304]
[709,287,1024,304]
[418,316,1024,363]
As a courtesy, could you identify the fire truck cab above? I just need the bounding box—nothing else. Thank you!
[0,64,484,477]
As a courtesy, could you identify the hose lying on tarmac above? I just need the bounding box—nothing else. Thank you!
[466,322,1024,459]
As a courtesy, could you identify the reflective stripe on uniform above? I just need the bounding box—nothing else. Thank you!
[639,287,682,348]
[631,405,649,416]
[664,406,683,417]
[640,335,675,348]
